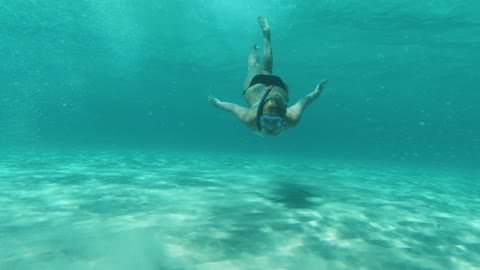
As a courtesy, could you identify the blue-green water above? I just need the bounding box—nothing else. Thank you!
[1,1,479,269]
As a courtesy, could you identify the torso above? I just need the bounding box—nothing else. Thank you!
[244,84,288,107]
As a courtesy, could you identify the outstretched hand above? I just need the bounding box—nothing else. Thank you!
[208,95,221,108]
[315,79,328,93]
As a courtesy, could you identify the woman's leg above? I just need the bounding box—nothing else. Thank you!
[258,16,272,74]
[243,43,262,91]
[243,16,273,92]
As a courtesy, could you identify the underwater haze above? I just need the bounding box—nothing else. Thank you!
[1,0,479,166]
[1,0,480,269]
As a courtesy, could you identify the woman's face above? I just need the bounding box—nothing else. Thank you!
[260,100,285,135]
[262,99,283,115]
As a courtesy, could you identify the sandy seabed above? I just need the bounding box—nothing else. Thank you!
[1,151,479,270]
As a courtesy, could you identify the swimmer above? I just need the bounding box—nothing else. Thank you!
[209,16,328,136]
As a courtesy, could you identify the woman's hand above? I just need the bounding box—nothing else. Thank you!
[315,79,328,93]
[208,95,222,108]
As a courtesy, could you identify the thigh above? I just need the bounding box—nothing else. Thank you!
[243,64,262,91]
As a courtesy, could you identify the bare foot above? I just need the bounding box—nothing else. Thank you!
[257,16,270,38]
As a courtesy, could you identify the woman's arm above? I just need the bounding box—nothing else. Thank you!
[286,79,328,126]
[208,96,253,127]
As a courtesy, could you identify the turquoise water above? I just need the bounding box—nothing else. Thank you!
[1,0,479,269]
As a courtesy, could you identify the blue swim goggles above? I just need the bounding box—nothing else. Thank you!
[259,115,284,130]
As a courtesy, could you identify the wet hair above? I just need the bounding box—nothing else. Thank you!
[262,93,287,116]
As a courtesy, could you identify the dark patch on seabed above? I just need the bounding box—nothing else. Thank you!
[270,182,318,208]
